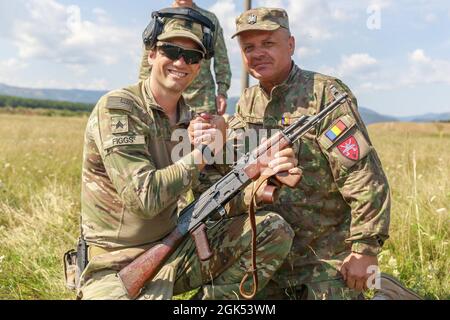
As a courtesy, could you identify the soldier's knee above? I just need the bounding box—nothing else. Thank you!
[257,211,295,249]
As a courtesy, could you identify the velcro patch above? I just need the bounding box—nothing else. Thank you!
[337,136,359,161]
[331,130,371,169]
[103,135,145,150]
[318,114,355,150]
[325,120,348,142]
[105,96,134,112]
[111,115,129,134]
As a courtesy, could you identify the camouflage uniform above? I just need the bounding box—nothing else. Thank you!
[77,14,294,299]
[138,3,232,114]
[222,8,391,300]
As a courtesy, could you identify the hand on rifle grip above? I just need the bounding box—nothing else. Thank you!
[190,223,213,262]
[274,168,303,188]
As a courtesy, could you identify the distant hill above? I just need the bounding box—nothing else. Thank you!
[358,106,398,125]
[1,83,448,124]
[0,83,106,104]
[226,97,398,125]
[398,112,450,123]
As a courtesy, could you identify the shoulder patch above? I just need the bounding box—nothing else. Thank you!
[317,114,372,169]
[331,130,371,169]
[337,136,360,161]
[103,135,146,150]
[111,115,129,134]
[105,96,134,113]
[317,114,355,150]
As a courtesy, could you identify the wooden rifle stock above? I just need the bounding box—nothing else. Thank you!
[118,227,184,299]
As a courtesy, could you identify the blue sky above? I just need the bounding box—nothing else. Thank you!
[0,0,449,117]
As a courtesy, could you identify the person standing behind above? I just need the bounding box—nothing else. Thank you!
[139,0,231,116]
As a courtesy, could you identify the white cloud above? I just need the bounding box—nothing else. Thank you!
[402,49,450,86]
[369,0,393,10]
[256,0,285,9]
[409,49,430,64]
[424,13,437,23]
[340,53,378,75]
[0,58,28,84]
[322,53,378,79]
[331,7,354,22]
[0,58,27,70]
[350,49,450,93]
[296,46,321,59]
[11,0,138,66]
[255,0,359,41]
[284,0,334,41]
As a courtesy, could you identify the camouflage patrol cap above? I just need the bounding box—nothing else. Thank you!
[157,18,206,53]
[232,8,290,39]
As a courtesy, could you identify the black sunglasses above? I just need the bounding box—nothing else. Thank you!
[157,42,205,65]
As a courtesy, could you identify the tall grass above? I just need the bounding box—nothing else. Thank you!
[0,115,448,299]
[0,114,85,299]
[370,123,450,299]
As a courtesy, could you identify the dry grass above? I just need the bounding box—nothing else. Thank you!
[0,114,448,300]
[0,114,86,299]
[369,122,450,299]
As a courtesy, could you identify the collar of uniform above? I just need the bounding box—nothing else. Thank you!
[258,62,300,99]
[143,78,192,126]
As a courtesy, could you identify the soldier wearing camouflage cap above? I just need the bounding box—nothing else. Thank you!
[193,7,394,300]
[229,7,421,300]
[139,1,232,116]
[75,9,296,300]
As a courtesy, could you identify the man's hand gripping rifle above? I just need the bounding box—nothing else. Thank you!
[117,86,348,299]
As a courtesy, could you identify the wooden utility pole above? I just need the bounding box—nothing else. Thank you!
[241,0,252,93]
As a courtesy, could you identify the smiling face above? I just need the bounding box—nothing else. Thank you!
[238,28,295,90]
[148,37,202,94]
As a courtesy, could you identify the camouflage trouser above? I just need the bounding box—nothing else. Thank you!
[255,253,362,300]
[78,211,294,300]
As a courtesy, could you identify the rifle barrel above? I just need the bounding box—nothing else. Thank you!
[288,93,348,142]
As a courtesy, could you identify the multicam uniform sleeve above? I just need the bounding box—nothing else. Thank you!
[212,21,231,98]
[315,80,391,256]
[95,94,200,220]
[138,46,151,81]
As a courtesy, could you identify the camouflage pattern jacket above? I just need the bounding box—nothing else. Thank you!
[81,79,200,250]
[226,63,391,287]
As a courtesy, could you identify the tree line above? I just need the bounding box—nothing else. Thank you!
[0,94,94,113]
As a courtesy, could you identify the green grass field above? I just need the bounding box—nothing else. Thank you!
[0,114,448,300]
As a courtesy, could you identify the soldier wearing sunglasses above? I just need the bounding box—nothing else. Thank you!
[139,1,231,116]
[76,12,296,300]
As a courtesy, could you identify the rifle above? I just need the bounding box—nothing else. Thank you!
[118,86,348,299]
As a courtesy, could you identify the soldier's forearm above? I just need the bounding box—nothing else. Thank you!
[217,83,230,97]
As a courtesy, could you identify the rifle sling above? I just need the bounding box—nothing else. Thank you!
[239,178,268,299]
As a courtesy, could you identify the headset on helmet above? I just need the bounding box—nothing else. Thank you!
[142,7,215,60]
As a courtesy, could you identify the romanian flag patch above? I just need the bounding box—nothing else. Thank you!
[325,120,347,142]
